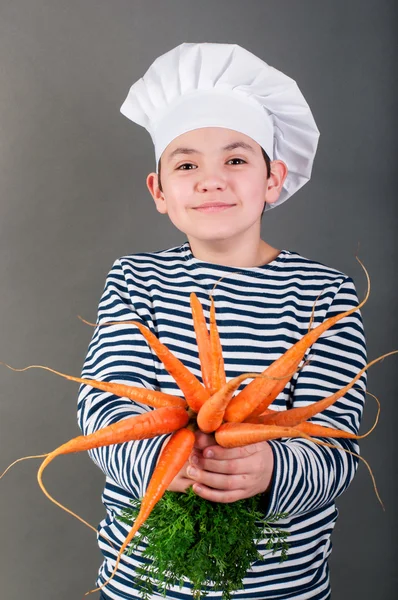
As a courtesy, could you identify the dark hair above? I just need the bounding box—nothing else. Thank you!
[157,147,271,218]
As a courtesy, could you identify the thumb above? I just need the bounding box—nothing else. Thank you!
[194,430,216,450]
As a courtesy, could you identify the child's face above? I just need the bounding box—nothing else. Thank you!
[146,127,285,245]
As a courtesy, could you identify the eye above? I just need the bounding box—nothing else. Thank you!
[176,163,197,170]
[227,158,247,165]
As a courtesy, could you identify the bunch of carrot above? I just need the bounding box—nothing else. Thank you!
[1,257,396,597]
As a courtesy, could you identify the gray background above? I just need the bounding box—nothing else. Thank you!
[0,1,396,598]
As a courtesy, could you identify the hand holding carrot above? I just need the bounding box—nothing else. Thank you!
[185,431,274,503]
[166,430,218,492]
[166,456,196,493]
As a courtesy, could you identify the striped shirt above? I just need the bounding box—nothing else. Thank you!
[77,241,367,600]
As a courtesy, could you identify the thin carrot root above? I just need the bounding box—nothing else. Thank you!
[0,362,186,409]
[257,350,398,427]
[301,435,384,511]
[5,408,187,552]
[0,451,116,550]
[78,316,97,326]
[1,454,49,479]
[36,455,119,550]
[37,457,99,536]
[363,391,381,435]
[34,407,188,552]
[295,390,381,440]
[248,390,381,438]
[307,290,323,333]
[306,250,369,334]
[208,273,228,297]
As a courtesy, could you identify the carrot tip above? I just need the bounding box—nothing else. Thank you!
[0,454,49,479]
[77,315,97,327]
[83,587,101,596]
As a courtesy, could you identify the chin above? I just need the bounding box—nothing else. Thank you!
[191,230,241,243]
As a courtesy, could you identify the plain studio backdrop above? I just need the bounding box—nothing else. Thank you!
[0,1,396,599]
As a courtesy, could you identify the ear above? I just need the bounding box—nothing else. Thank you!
[146,172,168,214]
[264,160,288,206]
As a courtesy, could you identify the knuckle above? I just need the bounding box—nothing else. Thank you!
[226,461,237,475]
[225,477,233,490]
[225,476,238,491]
[241,445,255,458]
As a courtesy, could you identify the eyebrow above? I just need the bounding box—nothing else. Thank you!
[167,141,256,162]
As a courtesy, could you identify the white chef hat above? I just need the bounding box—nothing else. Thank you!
[120,42,320,209]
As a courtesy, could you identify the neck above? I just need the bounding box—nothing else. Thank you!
[187,237,280,268]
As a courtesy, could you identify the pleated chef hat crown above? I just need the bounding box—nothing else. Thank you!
[120,42,320,210]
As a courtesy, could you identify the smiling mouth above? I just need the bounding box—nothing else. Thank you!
[194,203,236,212]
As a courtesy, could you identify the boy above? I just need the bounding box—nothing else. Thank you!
[78,43,367,599]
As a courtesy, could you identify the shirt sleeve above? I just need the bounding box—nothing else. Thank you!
[77,259,171,499]
[263,275,368,517]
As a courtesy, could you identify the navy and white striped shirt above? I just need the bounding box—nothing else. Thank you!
[77,241,367,599]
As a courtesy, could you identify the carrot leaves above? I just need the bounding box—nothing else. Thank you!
[117,488,289,600]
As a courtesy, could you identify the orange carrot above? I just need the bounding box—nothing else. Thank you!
[215,420,374,446]
[0,408,188,553]
[250,389,379,423]
[209,295,226,391]
[224,257,370,423]
[250,350,398,427]
[190,292,213,393]
[34,406,188,536]
[0,362,186,409]
[78,316,210,412]
[38,406,188,462]
[89,427,196,596]
[294,391,381,439]
[215,421,383,508]
[244,409,275,422]
[215,422,306,447]
[197,369,302,434]
[197,372,265,433]
[294,422,365,439]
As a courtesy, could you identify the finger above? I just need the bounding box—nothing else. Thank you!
[167,460,194,492]
[186,465,244,491]
[201,441,266,461]
[192,482,248,504]
[194,431,216,450]
[191,455,255,475]
[167,457,194,492]
[167,477,193,493]
[189,450,201,465]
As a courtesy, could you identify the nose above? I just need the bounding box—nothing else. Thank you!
[196,172,227,193]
